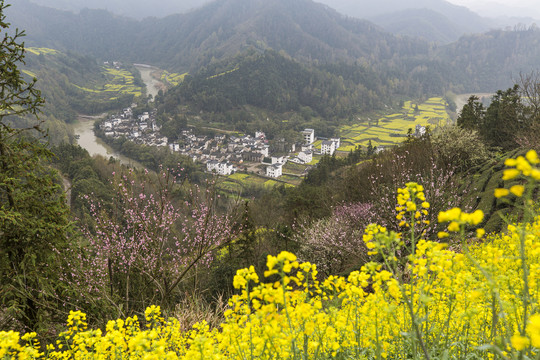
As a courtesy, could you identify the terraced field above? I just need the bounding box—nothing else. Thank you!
[26,47,59,55]
[72,67,144,99]
[218,170,299,195]
[334,97,450,151]
[161,71,189,87]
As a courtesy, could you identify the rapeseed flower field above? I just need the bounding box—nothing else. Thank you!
[1,150,540,359]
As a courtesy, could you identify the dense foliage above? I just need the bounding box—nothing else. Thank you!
[168,50,383,119]
[2,151,539,359]
[3,3,540,359]
[0,0,72,332]
[457,83,540,151]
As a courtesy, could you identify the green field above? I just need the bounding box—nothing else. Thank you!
[73,67,143,98]
[26,47,59,55]
[161,71,188,87]
[334,97,450,150]
[218,169,301,194]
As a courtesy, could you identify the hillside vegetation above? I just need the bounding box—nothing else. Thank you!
[11,47,143,143]
[9,0,540,94]
[3,152,540,359]
[2,2,540,359]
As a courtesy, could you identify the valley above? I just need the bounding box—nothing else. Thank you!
[2,1,540,358]
[135,64,166,99]
[72,115,144,168]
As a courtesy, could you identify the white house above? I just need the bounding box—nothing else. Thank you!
[169,143,180,152]
[259,145,270,157]
[266,163,283,178]
[330,137,341,149]
[102,121,113,130]
[321,140,336,155]
[207,161,235,176]
[302,128,315,145]
[415,125,426,137]
[139,112,150,122]
[298,150,313,164]
[271,156,287,165]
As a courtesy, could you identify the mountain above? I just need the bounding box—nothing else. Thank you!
[369,8,470,44]
[11,47,143,144]
[7,0,430,73]
[436,27,540,92]
[316,0,496,44]
[8,0,540,96]
[28,0,210,20]
[164,49,387,118]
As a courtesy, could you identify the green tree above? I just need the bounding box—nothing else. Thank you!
[0,1,72,332]
[367,140,374,156]
[457,95,484,131]
[483,85,523,150]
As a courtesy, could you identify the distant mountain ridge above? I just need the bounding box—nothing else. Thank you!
[23,0,533,45]
[7,0,540,95]
[8,0,429,72]
[316,0,503,43]
[369,8,476,44]
[27,0,210,20]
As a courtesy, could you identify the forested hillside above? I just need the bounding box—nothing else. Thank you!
[9,0,540,95]
[164,50,387,118]
[437,27,540,91]
[2,2,540,358]
[7,0,430,73]
[320,0,494,43]
[11,47,143,143]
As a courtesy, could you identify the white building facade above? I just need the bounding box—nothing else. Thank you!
[207,161,235,175]
[266,163,283,178]
[298,150,312,164]
[321,140,336,155]
[302,128,315,145]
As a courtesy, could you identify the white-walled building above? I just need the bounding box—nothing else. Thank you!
[139,112,150,122]
[298,150,313,164]
[321,140,336,155]
[330,138,341,149]
[169,143,180,152]
[260,145,270,157]
[207,160,235,175]
[302,128,315,145]
[266,163,283,178]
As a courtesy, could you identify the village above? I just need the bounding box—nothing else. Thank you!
[99,108,341,179]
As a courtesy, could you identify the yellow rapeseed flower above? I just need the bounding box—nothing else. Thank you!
[495,188,510,198]
[503,169,520,180]
[510,185,525,197]
[511,334,529,351]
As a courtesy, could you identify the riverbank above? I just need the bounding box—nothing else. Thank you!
[135,64,167,99]
[72,115,144,168]
[71,63,169,168]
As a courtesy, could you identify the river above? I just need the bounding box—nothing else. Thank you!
[72,64,167,168]
[135,64,165,99]
[72,115,144,168]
